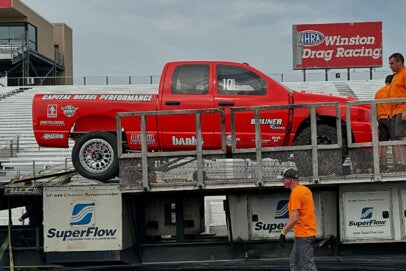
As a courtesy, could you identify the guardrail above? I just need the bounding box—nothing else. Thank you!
[117,108,226,189]
[3,69,393,87]
[116,98,406,191]
[0,136,20,157]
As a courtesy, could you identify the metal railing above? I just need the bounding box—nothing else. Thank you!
[3,69,393,87]
[115,99,406,191]
[117,108,226,190]
[6,75,161,86]
[0,136,20,158]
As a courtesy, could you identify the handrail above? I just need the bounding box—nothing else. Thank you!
[0,136,19,156]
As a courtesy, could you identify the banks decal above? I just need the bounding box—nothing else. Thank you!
[70,203,95,226]
[275,200,289,219]
[47,104,57,118]
[172,136,204,146]
[62,105,78,117]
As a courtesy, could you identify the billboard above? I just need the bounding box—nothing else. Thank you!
[0,0,12,8]
[293,22,382,70]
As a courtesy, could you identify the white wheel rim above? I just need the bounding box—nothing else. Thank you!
[79,138,114,174]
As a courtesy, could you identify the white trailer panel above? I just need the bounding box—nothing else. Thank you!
[400,188,406,240]
[43,185,123,252]
[340,190,394,243]
[229,191,335,241]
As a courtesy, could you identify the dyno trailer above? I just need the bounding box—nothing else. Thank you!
[1,99,406,270]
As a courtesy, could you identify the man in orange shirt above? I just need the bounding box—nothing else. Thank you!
[389,53,406,169]
[375,75,393,168]
[280,168,317,271]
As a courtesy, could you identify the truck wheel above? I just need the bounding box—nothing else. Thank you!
[293,124,344,176]
[72,132,118,181]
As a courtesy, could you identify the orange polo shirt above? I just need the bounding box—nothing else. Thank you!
[390,68,406,116]
[375,84,391,120]
[288,185,317,237]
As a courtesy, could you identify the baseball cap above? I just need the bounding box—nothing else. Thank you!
[281,168,299,180]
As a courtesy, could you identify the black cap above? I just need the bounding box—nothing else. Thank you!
[281,168,299,180]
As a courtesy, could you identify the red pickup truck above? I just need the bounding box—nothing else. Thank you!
[32,61,372,180]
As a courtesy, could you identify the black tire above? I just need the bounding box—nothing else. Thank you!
[294,124,344,176]
[72,132,119,181]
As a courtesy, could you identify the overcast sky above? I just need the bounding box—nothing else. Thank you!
[22,0,406,78]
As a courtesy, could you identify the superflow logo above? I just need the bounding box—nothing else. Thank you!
[275,200,289,219]
[360,207,373,219]
[70,203,95,226]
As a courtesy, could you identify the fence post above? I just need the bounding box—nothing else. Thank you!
[106,76,109,85]
[129,76,132,85]
[10,140,13,157]
[33,160,36,177]
[150,76,153,84]
[84,77,87,85]
[16,136,19,153]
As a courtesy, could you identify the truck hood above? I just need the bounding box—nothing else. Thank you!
[292,90,357,104]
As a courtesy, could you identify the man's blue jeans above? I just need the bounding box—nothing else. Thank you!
[290,236,317,271]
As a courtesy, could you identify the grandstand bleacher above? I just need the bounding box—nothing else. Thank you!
[0,80,384,182]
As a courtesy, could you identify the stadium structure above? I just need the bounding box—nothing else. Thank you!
[0,0,72,86]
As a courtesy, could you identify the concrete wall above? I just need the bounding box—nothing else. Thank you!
[53,23,73,78]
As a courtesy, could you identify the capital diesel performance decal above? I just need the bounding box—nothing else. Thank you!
[255,200,288,233]
[47,202,118,242]
[293,22,382,69]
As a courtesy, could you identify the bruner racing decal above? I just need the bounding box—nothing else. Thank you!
[250,118,285,130]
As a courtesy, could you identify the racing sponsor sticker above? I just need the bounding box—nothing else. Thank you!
[130,134,155,145]
[40,120,65,126]
[62,105,78,117]
[47,104,58,118]
[250,118,285,130]
[42,133,64,140]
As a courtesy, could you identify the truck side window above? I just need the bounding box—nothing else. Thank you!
[217,65,266,95]
[171,65,209,94]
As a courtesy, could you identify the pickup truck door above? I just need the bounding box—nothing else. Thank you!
[158,63,216,150]
[213,63,290,149]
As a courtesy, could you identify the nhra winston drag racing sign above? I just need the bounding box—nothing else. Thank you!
[292,21,382,69]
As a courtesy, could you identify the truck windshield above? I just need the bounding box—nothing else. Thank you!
[216,65,266,95]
